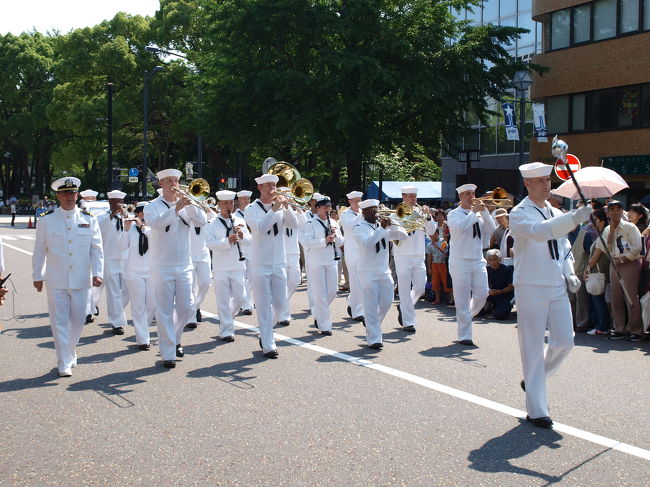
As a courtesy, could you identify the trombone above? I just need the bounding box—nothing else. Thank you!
[377,203,428,232]
[473,187,513,208]
[172,178,213,212]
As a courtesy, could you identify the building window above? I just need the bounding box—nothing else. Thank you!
[645,0,650,30]
[641,85,650,126]
[620,0,640,34]
[547,96,570,134]
[591,89,618,130]
[483,0,499,23]
[618,86,640,127]
[551,9,571,49]
[573,4,592,44]
[572,94,586,131]
[593,0,617,40]
[500,0,517,17]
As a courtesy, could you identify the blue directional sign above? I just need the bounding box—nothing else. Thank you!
[128,167,139,177]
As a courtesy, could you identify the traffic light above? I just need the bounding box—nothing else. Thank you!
[219,177,226,190]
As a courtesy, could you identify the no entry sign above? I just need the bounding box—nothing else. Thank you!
[554,154,581,181]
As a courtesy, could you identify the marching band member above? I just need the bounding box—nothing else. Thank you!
[79,189,98,204]
[277,187,307,327]
[510,162,593,428]
[353,199,407,349]
[119,203,155,350]
[186,203,216,328]
[96,190,129,335]
[235,190,254,315]
[302,197,344,335]
[244,174,298,358]
[300,192,322,315]
[32,177,103,377]
[340,191,365,322]
[144,169,208,368]
[205,190,251,341]
[447,183,496,346]
[79,189,101,323]
[393,185,436,333]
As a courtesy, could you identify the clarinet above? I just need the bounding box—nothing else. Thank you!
[327,214,340,261]
[230,216,246,261]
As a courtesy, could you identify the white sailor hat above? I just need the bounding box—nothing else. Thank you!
[255,174,279,185]
[79,189,98,198]
[107,190,127,200]
[346,190,363,199]
[494,208,509,218]
[156,168,182,180]
[400,185,418,194]
[316,194,329,202]
[315,198,332,207]
[237,190,253,198]
[134,202,148,212]
[456,183,477,194]
[519,162,553,178]
[216,190,236,201]
[312,192,323,201]
[51,177,81,192]
[359,199,380,209]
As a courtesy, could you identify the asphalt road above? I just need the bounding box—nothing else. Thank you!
[1,218,649,486]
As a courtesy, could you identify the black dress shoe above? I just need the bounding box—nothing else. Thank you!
[258,338,263,350]
[219,335,235,343]
[520,380,526,391]
[277,320,290,327]
[526,415,553,429]
[347,305,352,318]
[458,339,475,346]
[196,309,202,322]
[313,319,318,328]
[176,344,184,357]
[162,360,176,369]
[138,344,151,351]
[320,330,332,336]
[368,343,383,350]
[241,308,253,316]
[85,314,94,324]
[403,325,416,333]
[112,326,125,335]
[186,322,197,329]
[263,350,279,359]
[353,315,365,323]
[94,306,99,316]
[397,304,403,326]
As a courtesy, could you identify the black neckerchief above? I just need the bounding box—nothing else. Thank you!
[218,216,232,236]
[256,201,278,236]
[530,203,559,260]
[135,225,148,256]
[160,199,189,232]
[359,220,386,253]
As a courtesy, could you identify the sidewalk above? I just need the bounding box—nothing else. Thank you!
[0,214,38,229]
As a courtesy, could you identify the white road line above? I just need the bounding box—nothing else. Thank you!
[201,310,650,461]
[1,235,17,241]
[5,240,649,461]
[2,241,35,256]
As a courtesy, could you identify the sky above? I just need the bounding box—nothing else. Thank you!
[0,0,160,35]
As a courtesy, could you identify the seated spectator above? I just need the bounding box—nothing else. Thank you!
[485,249,514,319]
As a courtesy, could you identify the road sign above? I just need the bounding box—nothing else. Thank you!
[128,176,138,183]
[128,167,139,177]
[555,154,581,181]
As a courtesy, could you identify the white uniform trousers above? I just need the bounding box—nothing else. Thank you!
[345,248,364,318]
[152,266,194,361]
[86,284,102,316]
[360,270,394,345]
[250,264,287,353]
[46,287,90,373]
[124,275,156,345]
[516,284,574,418]
[104,258,128,329]
[307,263,338,332]
[214,270,246,338]
[190,259,212,322]
[240,261,254,312]
[395,256,427,328]
[279,253,301,322]
[449,259,488,341]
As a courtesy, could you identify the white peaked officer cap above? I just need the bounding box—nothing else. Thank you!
[255,174,279,184]
[157,188,164,195]
[519,162,553,178]
[51,177,81,192]
[401,185,418,194]
[156,168,182,180]
[79,189,98,198]
[346,190,363,199]
[237,190,253,198]
[359,199,380,209]
[107,190,127,199]
[216,190,237,201]
[456,183,477,194]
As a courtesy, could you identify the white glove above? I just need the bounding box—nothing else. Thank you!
[572,205,593,224]
[566,274,582,293]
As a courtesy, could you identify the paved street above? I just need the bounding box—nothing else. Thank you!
[1,218,649,486]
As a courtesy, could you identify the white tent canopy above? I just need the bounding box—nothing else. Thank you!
[366,181,441,201]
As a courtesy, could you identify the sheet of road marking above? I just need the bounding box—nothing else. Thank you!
[5,241,649,462]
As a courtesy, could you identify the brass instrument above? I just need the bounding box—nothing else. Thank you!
[265,161,315,207]
[173,178,213,212]
[377,203,428,232]
[473,187,513,208]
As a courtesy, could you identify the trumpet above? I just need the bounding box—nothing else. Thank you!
[172,178,213,212]
[120,204,138,221]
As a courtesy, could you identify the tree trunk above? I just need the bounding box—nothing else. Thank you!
[346,151,362,194]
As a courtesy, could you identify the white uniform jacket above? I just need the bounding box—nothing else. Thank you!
[353,220,407,271]
[244,200,298,266]
[447,205,496,261]
[340,208,362,251]
[97,211,126,260]
[392,217,437,259]
[118,224,152,278]
[205,214,251,272]
[144,196,208,267]
[302,216,344,265]
[509,197,571,287]
[284,210,307,256]
[32,206,104,289]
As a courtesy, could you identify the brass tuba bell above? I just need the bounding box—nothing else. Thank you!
[265,161,315,207]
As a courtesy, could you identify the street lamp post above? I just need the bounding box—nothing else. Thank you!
[512,70,533,198]
[143,66,164,197]
[106,83,113,191]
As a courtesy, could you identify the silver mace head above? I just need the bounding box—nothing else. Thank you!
[551,135,568,162]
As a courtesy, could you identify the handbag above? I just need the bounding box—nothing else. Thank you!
[585,263,606,295]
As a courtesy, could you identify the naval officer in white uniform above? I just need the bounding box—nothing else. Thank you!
[393,185,436,333]
[144,168,208,368]
[509,162,592,428]
[340,191,365,322]
[32,177,104,377]
[447,183,496,346]
[244,174,298,358]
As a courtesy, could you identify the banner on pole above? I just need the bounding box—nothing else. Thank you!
[502,103,519,141]
[532,103,548,142]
